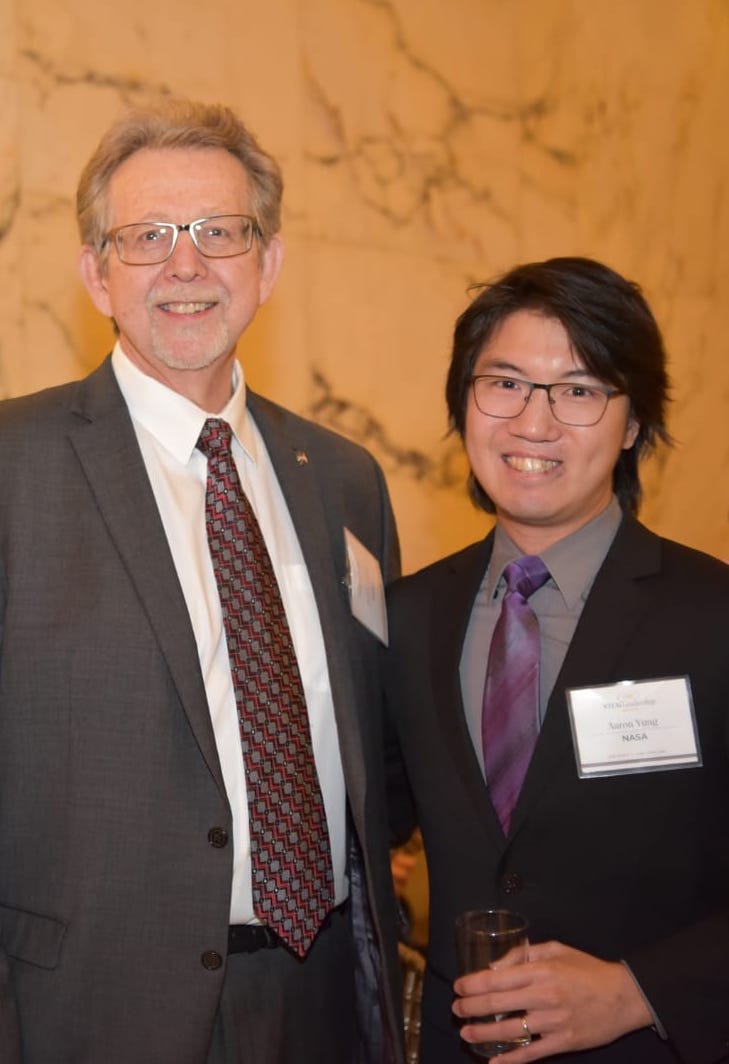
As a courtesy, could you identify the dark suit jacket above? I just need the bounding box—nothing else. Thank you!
[0,356,404,1064]
[385,517,729,1064]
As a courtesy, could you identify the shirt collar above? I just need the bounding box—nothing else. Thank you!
[487,497,623,610]
[110,342,260,465]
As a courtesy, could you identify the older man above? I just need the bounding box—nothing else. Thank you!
[0,99,403,1064]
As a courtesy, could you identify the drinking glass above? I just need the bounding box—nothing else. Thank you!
[454,909,531,1057]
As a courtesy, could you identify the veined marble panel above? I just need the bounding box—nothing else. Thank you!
[0,0,21,401]
[1,0,728,571]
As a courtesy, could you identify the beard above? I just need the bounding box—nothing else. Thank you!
[148,316,234,371]
[145,286,235,371]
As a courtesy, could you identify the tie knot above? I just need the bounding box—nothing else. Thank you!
[503,555,550,600]
[197,417,233,459]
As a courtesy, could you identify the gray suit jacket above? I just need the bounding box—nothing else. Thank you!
[0,356,403,1063]
[385,517,729,1064]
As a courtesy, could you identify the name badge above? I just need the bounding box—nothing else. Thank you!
[343,528,388,645]
[567,677,702,778]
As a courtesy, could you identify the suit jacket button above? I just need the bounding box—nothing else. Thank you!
[500,872,523,894]
[208,827,229,848]
[201,950,223,970]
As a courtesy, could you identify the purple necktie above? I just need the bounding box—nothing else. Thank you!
[197,418,334,957]
[482,555,550,834]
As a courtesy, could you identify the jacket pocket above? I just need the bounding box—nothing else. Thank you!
[0,903,67,969]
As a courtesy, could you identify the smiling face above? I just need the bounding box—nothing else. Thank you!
[465,309,639,554]
[79,146,283,410]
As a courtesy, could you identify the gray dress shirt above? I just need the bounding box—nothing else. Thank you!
[460,498,623,775]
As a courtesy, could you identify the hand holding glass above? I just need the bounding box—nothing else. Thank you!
[455,909,531,1058]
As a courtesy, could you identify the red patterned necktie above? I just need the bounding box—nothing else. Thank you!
[197,417,334,957]
[481,555,550,834]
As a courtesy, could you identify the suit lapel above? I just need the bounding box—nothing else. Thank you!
[510,517,662,834]
[246,393,368,793]
[247,393,344,595]
[429,536,507,841]
[67,359,226,795]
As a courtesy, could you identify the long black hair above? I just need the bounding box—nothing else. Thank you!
[445,256,672,514]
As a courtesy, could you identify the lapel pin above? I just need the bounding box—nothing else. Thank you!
[295,450,309,466]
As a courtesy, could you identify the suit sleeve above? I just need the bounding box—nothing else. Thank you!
[626,910,729,1063]
[0,543,22,1061]
[623,547,729,1063]
[0,951,22,1063]
[374,460,400,586]
[382,579,419,848]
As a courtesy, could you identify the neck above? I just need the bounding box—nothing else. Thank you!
[118,343,237,412]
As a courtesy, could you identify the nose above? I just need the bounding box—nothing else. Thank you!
[163,229,208,280]
[509,385,561,439]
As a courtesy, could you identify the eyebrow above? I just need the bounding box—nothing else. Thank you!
[477,358,601,382]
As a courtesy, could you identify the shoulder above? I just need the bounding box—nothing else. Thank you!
[0,378,79,427]
[0,357,117,438]
[656,537,729,616]
[388,537,492,604]
[661,536,729,577]
[247,389,399,574]
[617,516,729,586]
[0,381,90,471]
[247,389,382,473]
[604,517,729,625]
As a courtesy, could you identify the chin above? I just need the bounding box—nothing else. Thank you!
[154,344,231,373]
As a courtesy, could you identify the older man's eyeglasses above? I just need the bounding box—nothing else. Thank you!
[104,214,261,265]
[470,374,623,427]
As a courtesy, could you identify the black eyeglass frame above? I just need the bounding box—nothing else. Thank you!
[102,214,262,265]
[470,374,624,427]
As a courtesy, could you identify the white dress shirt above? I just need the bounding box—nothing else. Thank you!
[111,344,347,923]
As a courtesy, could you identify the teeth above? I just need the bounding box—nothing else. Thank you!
[160,302,214,314]
[506,456,559,473]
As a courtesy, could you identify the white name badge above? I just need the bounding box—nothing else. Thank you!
[567,677,702,778]
[343,528,388,645]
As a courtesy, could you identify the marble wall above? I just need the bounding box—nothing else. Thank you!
[2,0,728,572]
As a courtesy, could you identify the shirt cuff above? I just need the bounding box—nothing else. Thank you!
[621,960,668,1040]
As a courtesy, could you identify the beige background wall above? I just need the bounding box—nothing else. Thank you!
[2,0,728,573]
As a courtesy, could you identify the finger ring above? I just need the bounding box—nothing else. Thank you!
[521,1014,532,1037]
